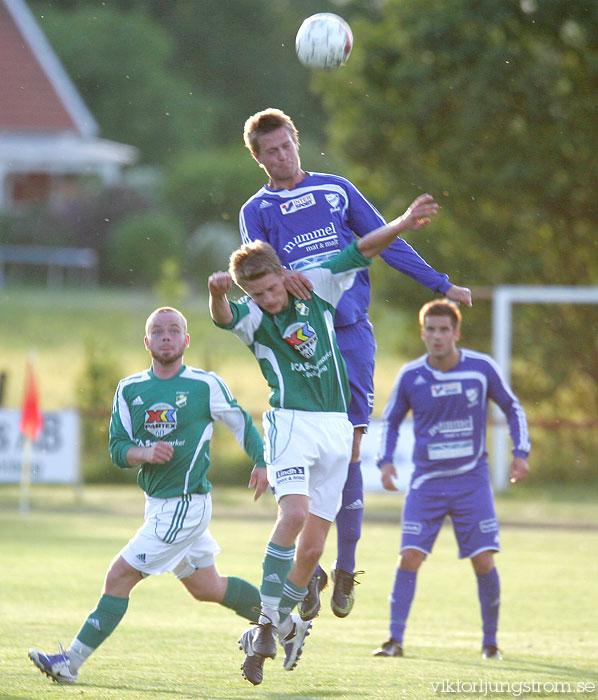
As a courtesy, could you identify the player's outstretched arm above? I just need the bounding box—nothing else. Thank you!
[357,194,439,259]
[208,271,234,324]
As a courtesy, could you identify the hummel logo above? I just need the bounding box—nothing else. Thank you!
[346,499,364,510]
[132,396,144,405]
[136,553,146,562]
[264,573,281,583]
[259,200,273,209]
[414,375,426,386]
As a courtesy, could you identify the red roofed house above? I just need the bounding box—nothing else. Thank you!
[0,0,138,211]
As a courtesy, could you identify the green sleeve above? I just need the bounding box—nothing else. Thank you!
[320,240,372,274]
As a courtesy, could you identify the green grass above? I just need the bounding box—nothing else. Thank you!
[1,485,597,700]
[1,286,408,417]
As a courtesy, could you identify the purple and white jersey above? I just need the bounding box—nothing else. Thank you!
[377,348,530,489]
[239,171,451,328]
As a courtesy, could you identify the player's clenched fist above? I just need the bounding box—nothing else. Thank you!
[208,271,233,296]
[147,441,174,464]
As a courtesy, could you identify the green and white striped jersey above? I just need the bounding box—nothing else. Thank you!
[216,242,372,413]
[109,365,265,498]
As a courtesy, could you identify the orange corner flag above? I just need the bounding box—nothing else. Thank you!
[20,361,43,442]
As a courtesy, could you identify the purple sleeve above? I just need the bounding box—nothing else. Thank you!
[342,179,451,294]
[379,238,451,294]
[377,369,410,467]
[239,201,267,244]
[486,359,531,457]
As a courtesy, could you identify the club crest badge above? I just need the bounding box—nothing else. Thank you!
[294,301,309,316]
[325,193,341,212]
[144,402,177,438]
[466,388,479,407]
[175,392,187,408]
[283,322,317,358]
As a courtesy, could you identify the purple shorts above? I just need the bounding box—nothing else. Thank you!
[335,319,376,428]
[400,469,500,559]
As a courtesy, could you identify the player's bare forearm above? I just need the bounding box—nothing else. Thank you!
[380,462,399,491]
[126,441,173,466]
[249,466,269,500]
[208,271,234,324]
[358,194,439,259]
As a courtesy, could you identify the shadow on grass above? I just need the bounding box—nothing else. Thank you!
[408,650,598,686]
[76,679,347,700]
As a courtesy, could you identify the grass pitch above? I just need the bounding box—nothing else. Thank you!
[1,485,597,700]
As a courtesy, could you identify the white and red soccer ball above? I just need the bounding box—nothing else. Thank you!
[295,13,353,70]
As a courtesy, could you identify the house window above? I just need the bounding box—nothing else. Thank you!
[10,172,51,205]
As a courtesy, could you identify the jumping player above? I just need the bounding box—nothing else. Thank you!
[240,108,472,619]
[209,193,441,685]
[372,299,530,660]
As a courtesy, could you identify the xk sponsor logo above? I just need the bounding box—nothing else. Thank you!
[283,322,317,358]
[144,402,177,438]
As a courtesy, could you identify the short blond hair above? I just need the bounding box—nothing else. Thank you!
[229,241,283,289]
[243,108,299,156]
[145,307,187,336]
[418,299,461,329]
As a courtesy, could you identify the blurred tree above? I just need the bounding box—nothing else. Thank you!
[32,5,213,162]
[163,148,264,230]
[29,0,348,158]
[312,0,597,412]
[105,210,186,285]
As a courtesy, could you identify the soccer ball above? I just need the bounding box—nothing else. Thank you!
[295,13,353,70]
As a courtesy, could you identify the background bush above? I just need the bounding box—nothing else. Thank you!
[105,210,186,285]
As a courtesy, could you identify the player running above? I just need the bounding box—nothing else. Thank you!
[372,300,530,660]
[28,307,270,684]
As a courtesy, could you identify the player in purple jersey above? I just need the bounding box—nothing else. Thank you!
[240,108,472,619]
[372,300,530,660]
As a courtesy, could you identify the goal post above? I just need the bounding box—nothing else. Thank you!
[491,285,598,491]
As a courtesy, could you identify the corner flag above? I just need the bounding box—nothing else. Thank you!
[20,361,43,441]
[19,360,43,514]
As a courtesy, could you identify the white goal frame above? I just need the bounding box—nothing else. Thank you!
[491,285,598,491]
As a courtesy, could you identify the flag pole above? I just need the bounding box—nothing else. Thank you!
[19,436,33,514]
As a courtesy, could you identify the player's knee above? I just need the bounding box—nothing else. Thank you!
[399,548,425,571]
[471,550,495,574]
[183,572,226,603]
[103,556,142,596]
[298,540,325,569]
[350,427,365,462]
[279,498,309,537]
